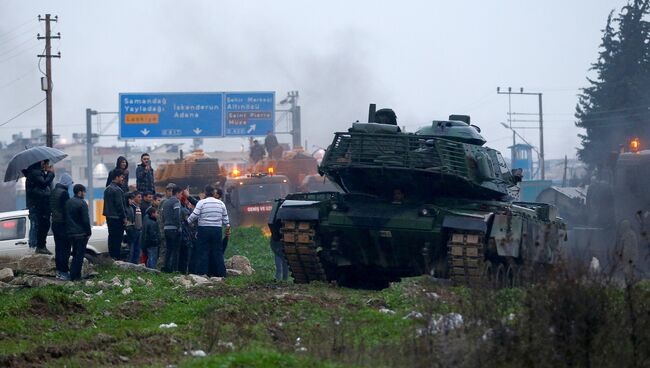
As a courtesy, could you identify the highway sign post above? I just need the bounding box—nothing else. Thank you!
[119,91,274,139]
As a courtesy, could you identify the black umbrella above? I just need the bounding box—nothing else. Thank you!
[4,146,67,182]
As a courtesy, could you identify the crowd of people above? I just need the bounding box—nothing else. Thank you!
[24,152,232,281]
[102,153,231,277]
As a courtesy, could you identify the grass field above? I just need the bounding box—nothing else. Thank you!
[1,227,650,367]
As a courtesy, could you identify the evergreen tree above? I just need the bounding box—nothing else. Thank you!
[576,0,650,174]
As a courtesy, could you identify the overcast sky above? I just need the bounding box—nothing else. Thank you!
[0,0,628,159]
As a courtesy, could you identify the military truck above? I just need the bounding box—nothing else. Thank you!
[224,173,291,227]
[563,139,650,276]
[269,108,566,288]
[154,150,226,195]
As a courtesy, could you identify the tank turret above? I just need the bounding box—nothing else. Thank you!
[319,115,520,202]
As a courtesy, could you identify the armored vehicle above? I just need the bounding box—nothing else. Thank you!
[154,150,227,195]
[560,139,650,277]
[224,173,291,227]
[269,108,566,287]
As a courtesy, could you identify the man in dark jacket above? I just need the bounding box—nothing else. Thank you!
[50,173,73,280]
[249,140,265,163]
[125,191,143,264]
[136,153,155,194]
[106,156,129,193]
[140,191,154,214]
[162,185,182,272]
[156,183,175,270]
[24,160,55,254]
[103,169,127,259]
[264,131,279,158]
[65,184,91,281]
[141,207,160,269]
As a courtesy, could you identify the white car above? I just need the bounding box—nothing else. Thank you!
[0,209,109,260]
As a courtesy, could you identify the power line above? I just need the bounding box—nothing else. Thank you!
[0,122,83,130]
[0,35,38,57]
[0,67,37,89]
[0,98,46,128]
[0,17,38,40]
[0,24,40,48]
[0,43,41,64]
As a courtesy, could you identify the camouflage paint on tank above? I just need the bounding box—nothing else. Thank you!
[269,114,566,287]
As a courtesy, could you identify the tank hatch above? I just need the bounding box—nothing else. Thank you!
[415,118,486,146]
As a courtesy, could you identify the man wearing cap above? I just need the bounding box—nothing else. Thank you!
[50,173,73,280]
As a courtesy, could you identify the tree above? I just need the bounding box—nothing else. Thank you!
[576,0,650,175]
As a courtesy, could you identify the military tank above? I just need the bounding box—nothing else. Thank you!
[154,150,227,195]
[268,106,566,287]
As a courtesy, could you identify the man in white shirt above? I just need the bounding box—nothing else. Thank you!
[187,185,231,276]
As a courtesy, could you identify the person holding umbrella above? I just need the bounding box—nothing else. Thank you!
[4,146,68,255]
[24,160,55,254]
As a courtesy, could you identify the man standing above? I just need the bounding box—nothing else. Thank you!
[126,192,143,264]
[136,153,155,195]
[24,160,55,254]
[249,140,265,164]
[264,131,279,159]
[65,184,91,281]
[141,207,160,269]
[140,191,154,215]
[106,156,129,193]
[162,185,183,272]
[50,173,73,280]
[156,183,175,270]
[103,169,127,260]
[187,185,230,277]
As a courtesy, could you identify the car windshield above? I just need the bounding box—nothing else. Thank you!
[237,183,289,205]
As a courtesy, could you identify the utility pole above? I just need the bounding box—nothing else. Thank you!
[497,87,516,163]
[538,93,545,180]
[496,87,545,180]
[277,91,301,149]
[86,109,97,223]
[38,14,61,148]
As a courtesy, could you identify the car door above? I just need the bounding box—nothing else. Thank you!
[0,216,29,257]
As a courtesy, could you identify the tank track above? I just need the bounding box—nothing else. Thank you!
[447,231,487,285]
[280,220,328,283]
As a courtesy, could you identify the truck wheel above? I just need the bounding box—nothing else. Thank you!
[482,261,494,285]
[494,263,506,288]
[505,263,520,287]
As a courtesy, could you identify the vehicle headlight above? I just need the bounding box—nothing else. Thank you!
[331,203,339,210]
[419,208,436,217]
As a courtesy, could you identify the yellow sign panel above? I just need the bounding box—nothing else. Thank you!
[125,114,159,124]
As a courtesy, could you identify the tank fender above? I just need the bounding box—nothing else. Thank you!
[442,212,493,233]
[276,199,321,221]
[489,213,523,258]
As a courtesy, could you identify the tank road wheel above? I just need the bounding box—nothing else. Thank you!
[482,261,495,285]
[280,220,328,284]
[494,263,506,288]
[447,231,487,286]
[505,263,520,288]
